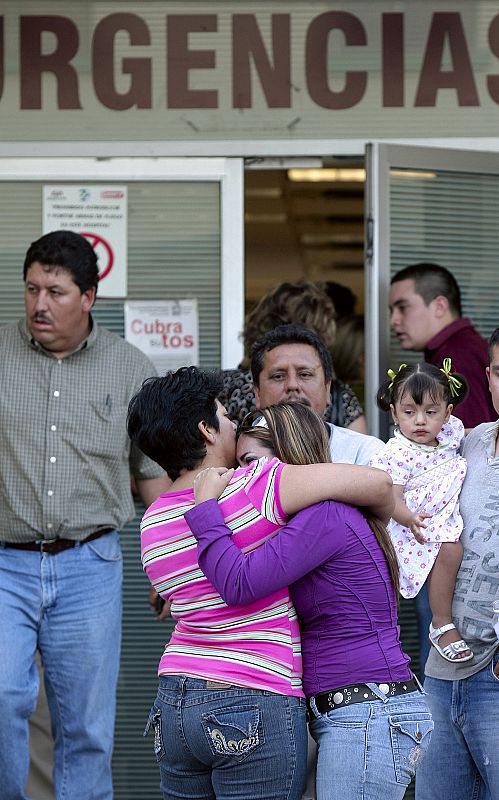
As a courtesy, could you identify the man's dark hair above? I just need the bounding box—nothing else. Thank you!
[250,324,333,387]
[488,327,499,363]
[391,263,462,317]
[23,230,99,294]
[127,367,223,481]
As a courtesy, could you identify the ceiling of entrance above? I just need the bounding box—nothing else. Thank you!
[244,162,365,312]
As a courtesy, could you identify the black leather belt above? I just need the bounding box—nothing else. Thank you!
[1,527,114,555]
[308,678,420,713]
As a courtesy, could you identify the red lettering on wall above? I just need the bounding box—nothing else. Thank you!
[20,16,81,109]
[305,12,367,110]
[415,13,479,107]
[232,14,290,108]
[382,13,404,107]
[92,14,151,110]
[167,15,218,108]
[487,14,499,104]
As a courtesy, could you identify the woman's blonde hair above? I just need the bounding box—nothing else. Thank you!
[238,403,332,466]
[242,281,336,366]
[238,402,400,598]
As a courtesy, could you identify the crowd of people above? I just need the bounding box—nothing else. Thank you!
[1,236,498,800]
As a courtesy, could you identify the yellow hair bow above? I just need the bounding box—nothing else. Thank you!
[387,363,407,390]
[440,357,462,398]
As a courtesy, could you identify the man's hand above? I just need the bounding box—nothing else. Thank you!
[193,467,234,505]
[148,587,171,621]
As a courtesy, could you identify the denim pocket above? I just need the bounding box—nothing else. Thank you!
[389,712,433,785]
[86,530,121,562]
[202,704,263,761]
[144,706,165,762]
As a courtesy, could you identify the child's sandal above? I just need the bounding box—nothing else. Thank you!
[429,623,473,663]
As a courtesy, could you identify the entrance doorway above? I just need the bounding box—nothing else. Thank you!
[243,157,367,406]
[244,159,365,306]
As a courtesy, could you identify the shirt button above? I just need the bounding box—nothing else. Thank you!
[47,523,53,529]
[54,391,60,397]
[50,456,56,463]
[47,490,54,496]
[51,425,57,431]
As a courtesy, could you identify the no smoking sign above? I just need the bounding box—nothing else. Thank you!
[43,185,128,298]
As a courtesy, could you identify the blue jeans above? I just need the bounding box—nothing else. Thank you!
[145,675,308,800]
[0,532,122,800]
[414,584,432,678]
[415,652,499,800]
[309,684,433,800]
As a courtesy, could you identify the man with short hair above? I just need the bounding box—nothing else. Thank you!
[251,324,382,465]
[389,262,496,428]
[415,327,499,800]
[0,230,169,800]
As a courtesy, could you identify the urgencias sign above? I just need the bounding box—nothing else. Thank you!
[5,11,499,110]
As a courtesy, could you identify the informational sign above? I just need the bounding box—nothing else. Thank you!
[43,185,127,297]
[124,299,199,374]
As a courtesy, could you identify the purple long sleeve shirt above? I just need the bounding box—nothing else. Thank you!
[185,499,411,697]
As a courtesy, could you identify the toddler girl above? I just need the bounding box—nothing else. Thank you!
[371,359,472,663]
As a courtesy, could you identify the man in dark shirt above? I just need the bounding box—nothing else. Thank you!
[389,262,496,429]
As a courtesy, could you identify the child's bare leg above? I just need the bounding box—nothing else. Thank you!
[427,541,471,658]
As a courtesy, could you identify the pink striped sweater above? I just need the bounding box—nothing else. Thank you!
[140,457,303,696]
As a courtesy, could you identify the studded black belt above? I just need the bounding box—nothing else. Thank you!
[308,678,420,713]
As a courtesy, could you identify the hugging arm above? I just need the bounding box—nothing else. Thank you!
[278,463,394,522]
[185,500,343,605]
[191,461,394,527]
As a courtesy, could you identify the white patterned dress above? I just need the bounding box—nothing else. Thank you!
[370,415,467,598]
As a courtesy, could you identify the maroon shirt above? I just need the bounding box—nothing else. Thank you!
[425,318,496,428]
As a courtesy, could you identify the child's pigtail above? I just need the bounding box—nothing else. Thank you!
[439,358,469,407]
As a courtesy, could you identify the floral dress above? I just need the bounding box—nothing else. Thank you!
[370,415,467,599]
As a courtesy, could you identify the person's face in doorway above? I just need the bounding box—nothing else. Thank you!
[389,278,442,350]
[486,344,499,417]
[254,343,331,415]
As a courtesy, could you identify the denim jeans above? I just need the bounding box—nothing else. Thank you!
[414,584,432,678]
[0,532,122,800]
[145,675,308,800]
[309,684,433,800]
[415,652,499,800]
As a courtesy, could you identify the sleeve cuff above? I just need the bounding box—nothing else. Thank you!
[184,498,224,535]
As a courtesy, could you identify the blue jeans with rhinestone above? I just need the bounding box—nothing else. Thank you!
[309,683,433,800]
[145,675,308,800]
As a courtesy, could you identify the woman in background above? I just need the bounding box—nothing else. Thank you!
[221,280,367,431]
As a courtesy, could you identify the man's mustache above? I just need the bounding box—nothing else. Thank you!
[31,313,51,323]
[285,396,311,407]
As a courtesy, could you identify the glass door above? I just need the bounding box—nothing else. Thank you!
[365,144,499,439]
[0,157,244,369]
